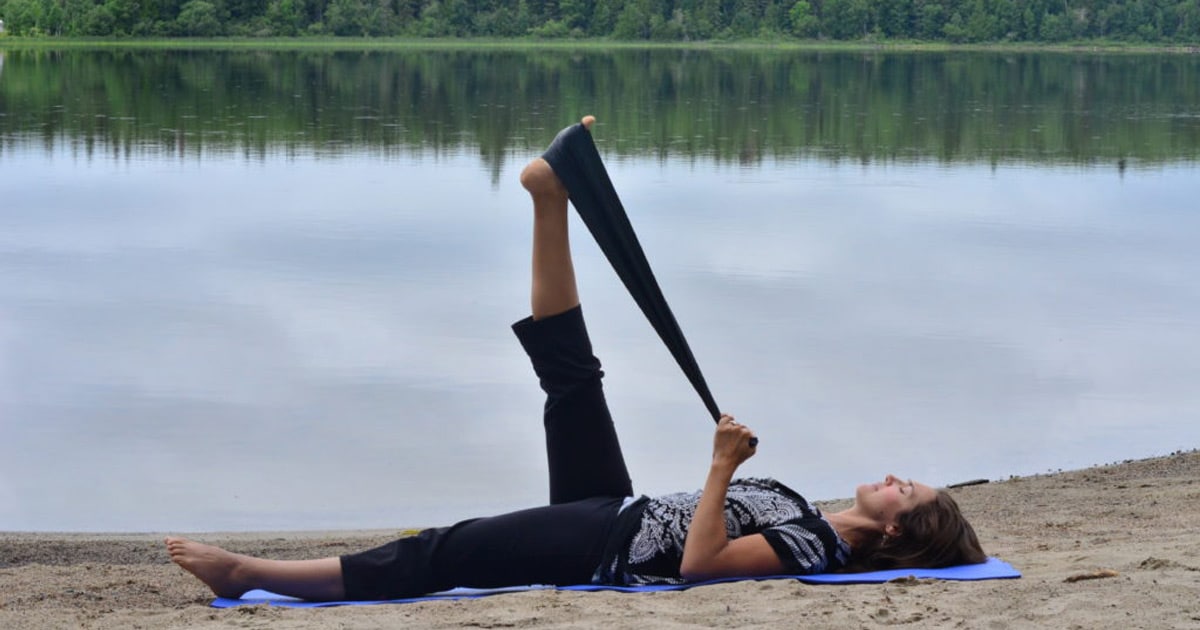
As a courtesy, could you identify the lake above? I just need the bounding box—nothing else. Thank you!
[1,47,1198,532]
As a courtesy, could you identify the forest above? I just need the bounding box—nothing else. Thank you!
[1,0,1198,43]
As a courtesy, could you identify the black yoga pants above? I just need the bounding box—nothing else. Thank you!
[340,306,634,600]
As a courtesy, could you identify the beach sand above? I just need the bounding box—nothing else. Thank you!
[3,450,1198,629]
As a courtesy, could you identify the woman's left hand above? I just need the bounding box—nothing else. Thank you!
[712,415,757,469]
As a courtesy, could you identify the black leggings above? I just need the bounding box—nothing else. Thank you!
[340,306,634,600]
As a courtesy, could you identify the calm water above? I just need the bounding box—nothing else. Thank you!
[1,48,1198,532]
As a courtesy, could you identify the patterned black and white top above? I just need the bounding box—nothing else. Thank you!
[597,477,851,585]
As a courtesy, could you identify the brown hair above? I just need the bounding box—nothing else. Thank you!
[842,490,986,572]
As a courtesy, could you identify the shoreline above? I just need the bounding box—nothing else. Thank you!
[1,448,1191,538]
[1,37,1197,54]
[3,449,1198,628]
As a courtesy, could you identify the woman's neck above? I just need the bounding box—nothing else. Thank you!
[824,508,881,550]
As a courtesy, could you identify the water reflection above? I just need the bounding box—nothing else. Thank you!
[1,49,1199,532]
[1,49,1198,177]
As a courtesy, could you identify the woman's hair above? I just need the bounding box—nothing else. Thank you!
[843,489,986,572]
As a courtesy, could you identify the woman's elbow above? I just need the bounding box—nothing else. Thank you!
[679,557,717,581]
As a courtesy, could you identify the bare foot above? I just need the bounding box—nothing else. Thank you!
[165,537,252,599]
[520,114,597,198]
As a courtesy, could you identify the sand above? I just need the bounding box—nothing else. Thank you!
[3,450,1199,629]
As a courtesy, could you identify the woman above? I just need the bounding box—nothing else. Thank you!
[166,116,986,602]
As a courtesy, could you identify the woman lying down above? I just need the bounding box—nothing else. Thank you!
[166,116,986,602]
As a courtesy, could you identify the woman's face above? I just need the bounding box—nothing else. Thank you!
[855,474,938,530]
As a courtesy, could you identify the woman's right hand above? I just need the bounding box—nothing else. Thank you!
[712,415,757,470]
[683,415,780,581]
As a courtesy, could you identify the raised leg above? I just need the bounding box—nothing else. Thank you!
[513,116,634,505]
[165,537,345,601]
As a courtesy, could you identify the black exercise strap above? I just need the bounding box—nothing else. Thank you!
[541,122,731,430]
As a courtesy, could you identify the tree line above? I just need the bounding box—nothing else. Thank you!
[1,0,1198,42]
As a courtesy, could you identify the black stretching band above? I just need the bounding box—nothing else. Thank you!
[541,122,730,431]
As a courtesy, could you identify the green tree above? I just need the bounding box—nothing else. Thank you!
[415,0,450,35]
[1,0,44,35]
[224,0,266,21]
[471,5,522,35]
[39,0,65,34]
[102,0,142,34]
[392,0,418,29]
[365,0,397,34]
[991,0,1020,39]
[916,1,944,38]
[681,0,721,38]
[613,0,651,38]
[1177,0,1200,39]
[876,0,913,37]
[965,0,997,40]
[763,0,789,34]
[176,0,222,34]
[55,0,93,35]
[522,0,556,23]
[942,10,967,40]
[443,0,473,34]
[588,0,620,34]
[559,0,592,30]
[82,3,118,34]
[1020,5,1041,38]
[529,17,571,36]
[266,0,304,34]
[1038,11,1070,40]
[822,0,870,38]
[788,0,819,36]
[325,0,368,34]
[728,5,756,36]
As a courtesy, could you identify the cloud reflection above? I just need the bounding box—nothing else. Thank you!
[1,151,1198,531]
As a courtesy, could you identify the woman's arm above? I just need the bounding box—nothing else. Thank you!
[679,416,785,581]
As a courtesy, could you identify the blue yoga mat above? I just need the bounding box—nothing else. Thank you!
[210,556,1019,608]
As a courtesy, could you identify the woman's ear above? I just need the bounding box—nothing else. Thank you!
[884,522,902,538]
